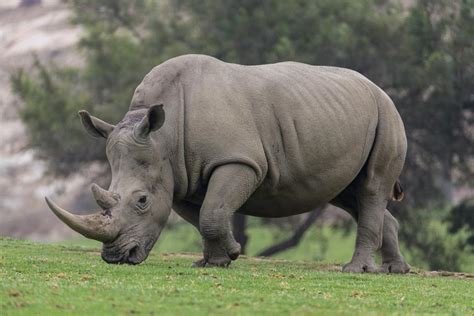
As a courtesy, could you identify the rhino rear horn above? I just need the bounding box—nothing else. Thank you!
[91,183,118,210]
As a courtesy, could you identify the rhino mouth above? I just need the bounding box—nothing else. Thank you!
[101,237,157,265]
[102,243,142,265]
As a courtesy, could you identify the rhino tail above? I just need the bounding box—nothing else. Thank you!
[392,180,404,202]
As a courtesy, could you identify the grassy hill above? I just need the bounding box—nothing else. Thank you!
[1,237,473,315]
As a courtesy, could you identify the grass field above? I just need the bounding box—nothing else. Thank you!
[56,218,474,274]
[1,237,473,315]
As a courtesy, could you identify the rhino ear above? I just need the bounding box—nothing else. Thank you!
[135,104,165,139]
[78,110,115,138]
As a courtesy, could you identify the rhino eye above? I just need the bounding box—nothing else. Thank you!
[138,196,147,204]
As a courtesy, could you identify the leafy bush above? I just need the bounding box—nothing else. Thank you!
[447,198,474,247]
[400,207,472,271]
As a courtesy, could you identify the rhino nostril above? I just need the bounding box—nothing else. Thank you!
[101,209,112,217]
[127,245,140,265]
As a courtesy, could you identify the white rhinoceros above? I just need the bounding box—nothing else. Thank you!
[46,54,409,273]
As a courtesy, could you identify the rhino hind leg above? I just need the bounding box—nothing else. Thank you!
[339,96,407,273]
[379,211,410,273]
[332,188,410,274]
[331,127,408,272]
[341,191,385,273]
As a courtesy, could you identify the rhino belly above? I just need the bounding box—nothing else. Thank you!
[239,166,360,217]
[239,120,374,218]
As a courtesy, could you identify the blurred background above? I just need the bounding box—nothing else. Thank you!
[0,0,472,272]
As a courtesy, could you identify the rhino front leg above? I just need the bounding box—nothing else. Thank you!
[173,200,232,267]
[173,189,252,268]
[198,164,258,267]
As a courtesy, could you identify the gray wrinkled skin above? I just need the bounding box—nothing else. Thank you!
[47,54,410,273]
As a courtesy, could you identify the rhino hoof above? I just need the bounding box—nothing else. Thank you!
[227,244,241,261]
[191,257,231,268]
[191,258,207,268]
[379,261,410,274]
[206,256,231,268]
[342,261,378,273]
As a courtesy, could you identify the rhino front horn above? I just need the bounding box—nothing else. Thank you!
[45,197,118,242]
[91,183,118,210]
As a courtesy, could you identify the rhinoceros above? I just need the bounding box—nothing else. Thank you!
[45,54,410,273]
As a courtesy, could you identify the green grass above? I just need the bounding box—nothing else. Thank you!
[1,237,473,315]
[58,222,357,264]
[55,220,474,273]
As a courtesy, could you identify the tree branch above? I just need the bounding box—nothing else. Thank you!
[257,207,324,257]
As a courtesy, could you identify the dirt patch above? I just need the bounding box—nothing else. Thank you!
[415,271,474,280]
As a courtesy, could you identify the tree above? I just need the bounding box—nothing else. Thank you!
[389,0,474,208]
[13,1,193,174]
[447,198,474,247]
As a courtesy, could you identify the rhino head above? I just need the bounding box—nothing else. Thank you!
[45,105,173,264]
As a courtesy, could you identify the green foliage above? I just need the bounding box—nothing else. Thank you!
[2,237,473,315]
[11,59,104,173]
[392,0,474,206]
[12,1,193,174]
[182,0,402,73]
[447,198,474,246]
[399,206,473,271]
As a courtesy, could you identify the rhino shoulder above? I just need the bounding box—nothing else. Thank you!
[129,55,224,110]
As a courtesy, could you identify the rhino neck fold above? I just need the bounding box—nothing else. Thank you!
[151,82,189,200]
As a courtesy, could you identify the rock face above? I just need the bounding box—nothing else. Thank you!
[0,1,99,241]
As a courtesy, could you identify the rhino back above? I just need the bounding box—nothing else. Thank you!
[132,55,384,216]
